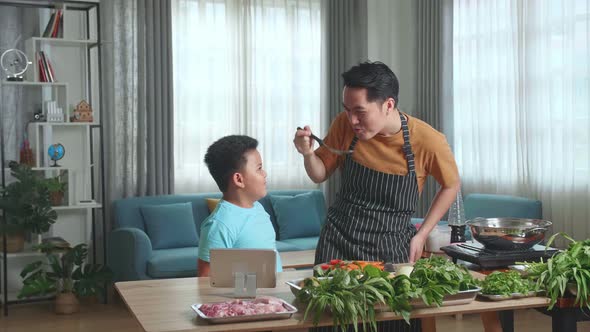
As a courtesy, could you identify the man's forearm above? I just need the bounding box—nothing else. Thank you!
[416,181,461,238]
[304,153,328,183]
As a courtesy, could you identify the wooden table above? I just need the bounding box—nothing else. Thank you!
[280,250,316,269]
[115,270,551,332]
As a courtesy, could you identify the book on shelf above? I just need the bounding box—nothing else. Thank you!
[37,51,56,82]
[57,13,63,38]
[42,9,63,38]
[42,12,56,37]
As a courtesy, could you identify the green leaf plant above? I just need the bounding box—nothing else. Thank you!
[0,164,57,235]
[523,232,590,310]
[44,175,67,194]
[18,243,112,299]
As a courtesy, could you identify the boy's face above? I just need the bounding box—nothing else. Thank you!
[239,149,267,200]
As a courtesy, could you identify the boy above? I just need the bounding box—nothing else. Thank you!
[197,135,282,277]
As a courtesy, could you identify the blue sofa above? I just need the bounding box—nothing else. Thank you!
[108,190,326,281]
[108,190,541,281]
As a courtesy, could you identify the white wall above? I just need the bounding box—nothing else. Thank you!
[367,0,417,116]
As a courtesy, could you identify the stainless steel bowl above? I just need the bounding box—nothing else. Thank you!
[466,217,552,251]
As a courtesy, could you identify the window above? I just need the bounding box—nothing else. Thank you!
[453,0,590,239]
[172,0,322,193]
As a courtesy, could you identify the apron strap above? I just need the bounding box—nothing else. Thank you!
[399,112,416,173]
[348,136,359,150]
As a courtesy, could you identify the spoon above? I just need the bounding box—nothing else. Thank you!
[297,127,353,156]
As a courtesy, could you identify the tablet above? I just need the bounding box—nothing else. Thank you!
[209,248,277,289]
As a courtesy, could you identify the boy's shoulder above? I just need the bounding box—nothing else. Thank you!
[208,200,268,225]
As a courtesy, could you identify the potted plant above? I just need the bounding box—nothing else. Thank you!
[18,243,112,314]
[0,164,57,252]
[44,175,67,206]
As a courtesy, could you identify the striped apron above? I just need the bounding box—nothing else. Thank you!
[314,111,421,332]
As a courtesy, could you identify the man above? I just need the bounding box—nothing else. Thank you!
[293,61,460,331]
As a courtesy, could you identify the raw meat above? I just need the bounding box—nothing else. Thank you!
[199,296,287,318]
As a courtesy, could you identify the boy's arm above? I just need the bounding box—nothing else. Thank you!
[198,218,235,277]
[197,259,210,277]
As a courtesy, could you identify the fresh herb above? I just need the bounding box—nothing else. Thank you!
[480,270,535,296]
[299,257,479,330]
[523,232,590,310]
[299,265,412,331]
[411,256,479,306]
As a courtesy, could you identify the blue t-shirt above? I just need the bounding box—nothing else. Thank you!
[198,200,282,272]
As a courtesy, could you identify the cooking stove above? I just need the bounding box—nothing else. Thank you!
[440,241,559,269]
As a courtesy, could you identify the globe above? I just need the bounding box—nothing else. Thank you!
[48,143,65,167]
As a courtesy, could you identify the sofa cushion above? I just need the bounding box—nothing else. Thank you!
[141,203,199,250]
[464,194,542,219]
[277,237,319,251]
[275,240,302,252]
[147,247,199,278]
[206,198,220,213]
[270,192,323,240]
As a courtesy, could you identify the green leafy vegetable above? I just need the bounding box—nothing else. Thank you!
[411,256,479,307]
[522,232,590,310]
[480,270,535,296]
[298,256,479,330]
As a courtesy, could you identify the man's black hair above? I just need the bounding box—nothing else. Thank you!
[342,61,400,107]
[204,135,258,192]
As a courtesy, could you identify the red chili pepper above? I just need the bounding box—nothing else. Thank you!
[320,264,331,270]
[330,259,342,265]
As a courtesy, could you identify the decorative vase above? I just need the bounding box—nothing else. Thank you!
[55,292,79,314]
[50,191,64,206]
[0,232,25,253]
[448,189,467,243]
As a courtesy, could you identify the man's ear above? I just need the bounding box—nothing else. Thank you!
[232,172,245,189]
[388,98,396,111]
[383,98,395,115]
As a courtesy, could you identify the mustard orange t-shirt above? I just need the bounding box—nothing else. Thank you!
[315,112,459,193]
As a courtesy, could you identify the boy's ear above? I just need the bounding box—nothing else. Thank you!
[231,172,245,189]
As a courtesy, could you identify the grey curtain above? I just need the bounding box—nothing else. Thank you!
[101,0,174,202]
[0,8,38,165]
[100,0,174,241]
[138,0,175,196]
[414,0,454,218]
[321,0,368,206]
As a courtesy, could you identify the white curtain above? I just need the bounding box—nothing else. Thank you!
[453,0,590,241]
[171,0,322,193]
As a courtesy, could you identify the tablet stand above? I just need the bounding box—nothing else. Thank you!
[233,272,257,297]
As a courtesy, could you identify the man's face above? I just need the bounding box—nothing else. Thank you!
[342,87,391,141]
[239,149,267,200]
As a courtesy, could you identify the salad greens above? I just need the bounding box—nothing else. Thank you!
[523,232,590,309]
[480,270,536,296]
[298,257,479,331]
[298,266,407,332]
[411,256,479,306]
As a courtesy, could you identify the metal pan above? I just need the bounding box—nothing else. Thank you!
[467,217,552,251]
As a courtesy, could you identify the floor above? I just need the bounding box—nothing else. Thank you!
[1,300,589,332]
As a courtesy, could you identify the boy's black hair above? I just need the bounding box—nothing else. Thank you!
[342,61,400,107]
[204,135,258,192]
